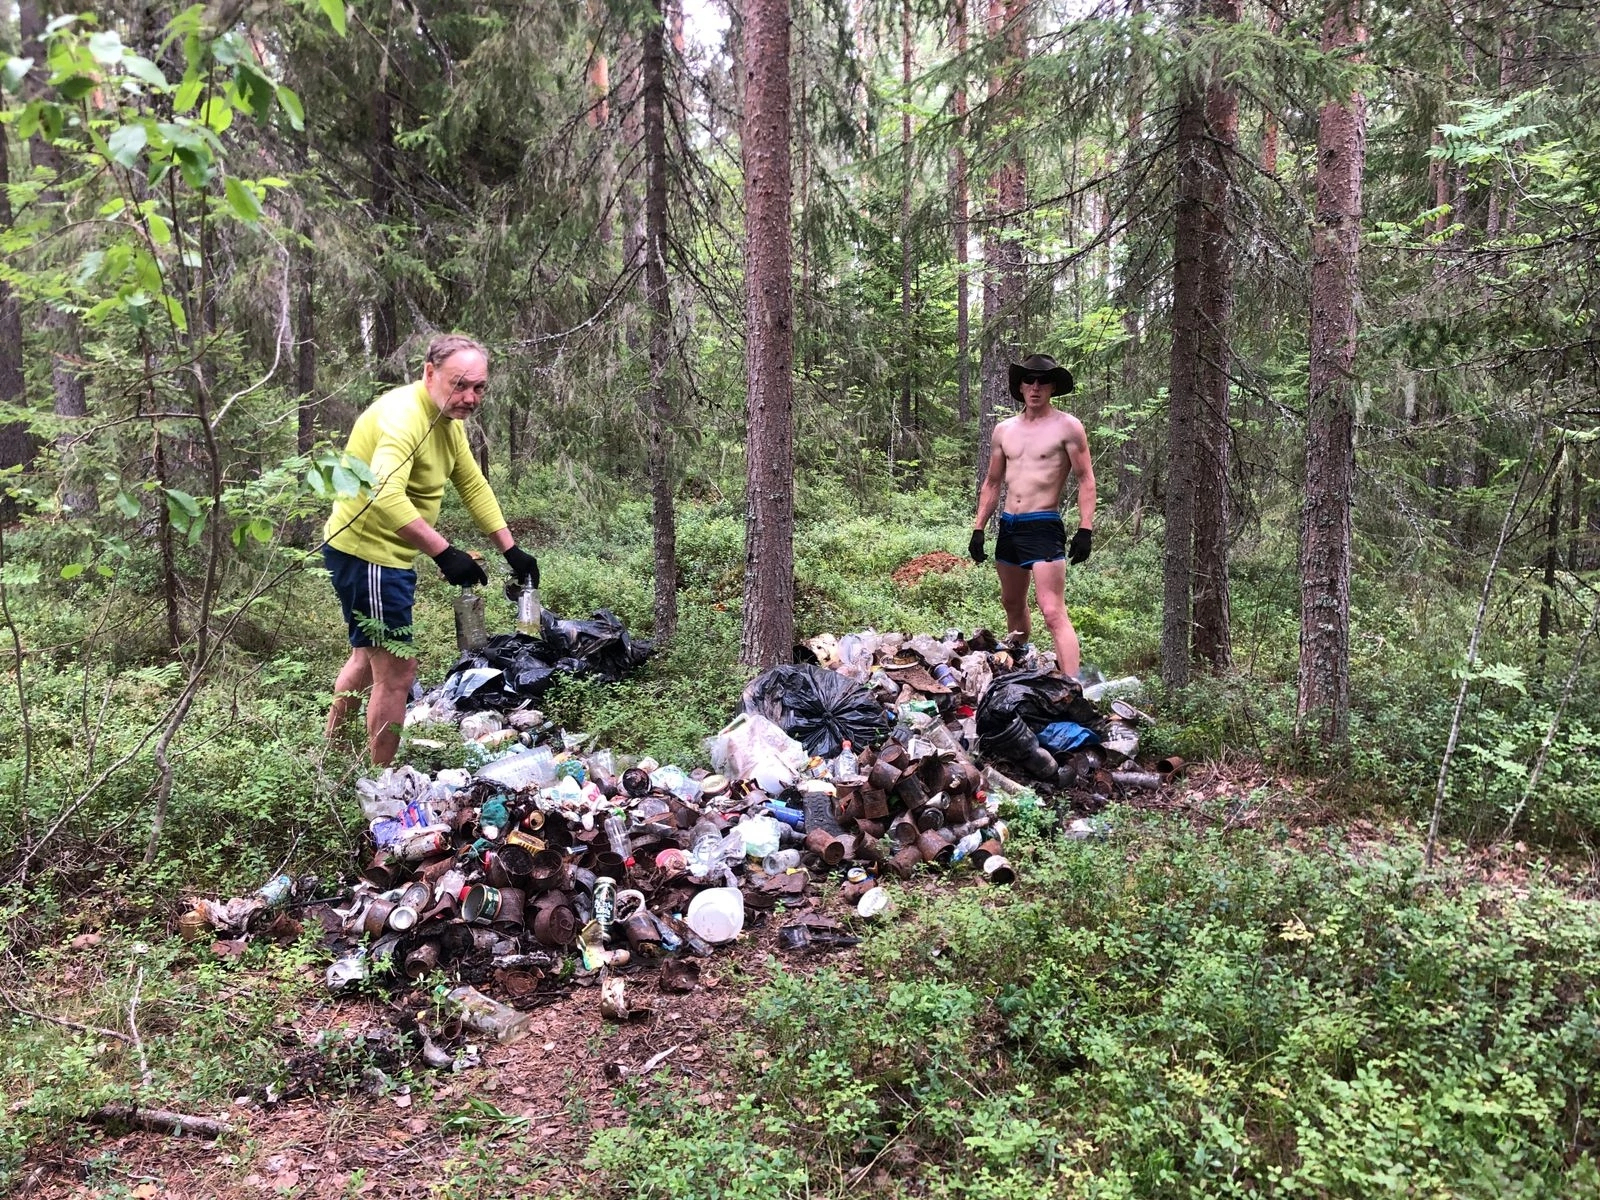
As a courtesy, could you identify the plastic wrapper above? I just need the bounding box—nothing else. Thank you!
[741,664,891,758]
[705,712,809,793]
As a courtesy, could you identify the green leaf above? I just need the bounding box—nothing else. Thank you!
[275,84,304,132]
[330,463,360,496]
[162,293,187,333]
[199,94,233,133]
[318,0,348,36]
[56,73,97,101]
[122,54,167,89]
[1,57,33,94]
[115,491,140,518]
[88,31,125,66]
[223,176,263,224]
[174,74,201,113]
[60,562,86,579]
[247,518,273,543]
[172,145,212,189]
[95,564,115,578]
[165,487,201,518]
[107,122,147,168]
[147,212,172,244]
[234,63,274,121]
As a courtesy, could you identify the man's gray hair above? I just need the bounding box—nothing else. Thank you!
[424,333,489,367]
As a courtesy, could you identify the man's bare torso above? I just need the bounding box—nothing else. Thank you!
[994,408,1083,514]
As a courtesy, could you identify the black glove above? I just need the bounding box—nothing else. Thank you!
[968,529,987,563]
[1068,527,1093,565]
[432,545,488,587]
[503,545,540,588]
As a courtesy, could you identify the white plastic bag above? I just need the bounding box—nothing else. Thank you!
[704,712,807,792]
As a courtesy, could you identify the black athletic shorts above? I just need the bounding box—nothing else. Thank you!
[994,510,1066,568]
[323,544,416,648]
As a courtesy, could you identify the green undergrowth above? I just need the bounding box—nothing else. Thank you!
[589,813,1600,1198]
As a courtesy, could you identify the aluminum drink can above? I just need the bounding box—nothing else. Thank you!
[593,876,617,935]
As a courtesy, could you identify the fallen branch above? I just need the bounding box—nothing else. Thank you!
[90,1104,232,1139]
[0,987,132,1043]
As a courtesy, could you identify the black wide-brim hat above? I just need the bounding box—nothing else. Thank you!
[1009,353,1075,403]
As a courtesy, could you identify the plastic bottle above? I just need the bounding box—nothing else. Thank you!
[445,985,531,1044]
[604,814,632,864]
[687,819,725,879]
[453,587,488,651]
[949,832,982,863]
[834,740,858,781]
[516,580,542,636]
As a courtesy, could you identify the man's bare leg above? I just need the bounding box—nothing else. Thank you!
[327,648,373,741]
[996,561,1033,642]
[366,646,418,766]
[1031,559,1082,678]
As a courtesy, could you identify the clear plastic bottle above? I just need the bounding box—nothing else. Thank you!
[834,740,858,781]
[604,814,632,864]
[516,580,542,636]
[951,832,984,863]
[445,985,531,1044]
[453,588,488,651]
[687,819,725,879]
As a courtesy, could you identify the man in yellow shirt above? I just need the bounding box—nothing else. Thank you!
[323,333,540,764]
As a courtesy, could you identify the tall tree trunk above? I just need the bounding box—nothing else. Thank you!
[643,0,678,641]
[951,0,971,424]
[740,0,795,669]
[1160,67,1206,690]
[21,0,92,514]
[1260,7,1283,174]
[0,105,32,505]
[588,0,615,245]
[295,214,317,454]
[1192,0,1240,673]
[1297,0,1367,747]
[370,0,402,379]
[1538,450,1563,663]
[975,0,1028,494]
[896,0,914,470]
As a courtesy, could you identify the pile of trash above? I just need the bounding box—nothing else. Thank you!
[186,624,1182,1048]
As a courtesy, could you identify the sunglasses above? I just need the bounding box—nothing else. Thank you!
[1021,374,1051,386]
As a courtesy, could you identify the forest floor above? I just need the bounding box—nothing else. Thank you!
[11,759,1592,1200]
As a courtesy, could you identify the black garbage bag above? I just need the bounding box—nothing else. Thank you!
[976,669,1104,773]
[436,609,654,712]
[742,664,891,758]
[540,609,654,683]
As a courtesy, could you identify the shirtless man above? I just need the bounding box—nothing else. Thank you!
[968,353,1096,678]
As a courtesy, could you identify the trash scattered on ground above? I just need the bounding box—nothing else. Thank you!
[184,622,1176,1071]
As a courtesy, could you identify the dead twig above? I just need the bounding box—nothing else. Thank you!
[639,1043,681,1073]
[129,965,152,1088]
[89,1104,232,1139]
[0,986,133,1043]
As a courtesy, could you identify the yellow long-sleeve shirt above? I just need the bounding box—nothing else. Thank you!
[324,381,507,568]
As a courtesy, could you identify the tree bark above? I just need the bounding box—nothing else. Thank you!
[1191,0,1240,674]
[951,0,971,424]
[1160,66,1206,690]
[1259,7,1283,174]
[1297,0,1367,747]
[975,0,1028,495]
[896,0,914,471]
[0,106,32,504]
[295,214,317,454]
[643,0,678,641]
[739,0,795,669]
[370,0,403,379]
